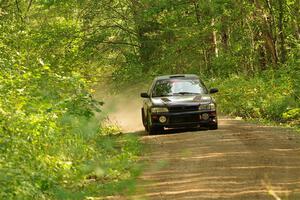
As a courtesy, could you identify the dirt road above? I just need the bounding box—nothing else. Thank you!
[135,119,300,200]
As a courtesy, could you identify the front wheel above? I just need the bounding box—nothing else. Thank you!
[209,123,218,130]
[148,125,164,135]
[202,122,218,130]
[146,115,163,135]
[141,108,147,131]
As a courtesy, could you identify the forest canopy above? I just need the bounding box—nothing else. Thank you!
[0,0,299,199]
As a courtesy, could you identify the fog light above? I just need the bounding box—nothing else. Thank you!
[159,116,167,123]
[202,113,209,120]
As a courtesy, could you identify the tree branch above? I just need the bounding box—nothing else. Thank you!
[27,0,33,12]
[96,40,141,48]
[15,0,24,21]
[98,24,138,37]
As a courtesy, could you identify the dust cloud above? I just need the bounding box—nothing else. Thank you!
[103,94,144,132]
[93,84,147,133]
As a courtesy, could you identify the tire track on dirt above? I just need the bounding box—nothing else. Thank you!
[133,119,300,200]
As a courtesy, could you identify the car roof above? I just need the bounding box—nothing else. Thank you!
[154,74,199,81]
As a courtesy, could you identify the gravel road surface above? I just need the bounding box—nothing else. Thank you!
[135,119,300,200]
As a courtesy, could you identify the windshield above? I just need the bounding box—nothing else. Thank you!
[152,79,207,97]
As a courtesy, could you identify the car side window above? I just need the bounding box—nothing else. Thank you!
[152,81,172,97]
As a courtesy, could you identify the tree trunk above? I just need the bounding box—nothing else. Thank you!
[263,32,278,65]
[253,0,278,65]
[221,24,229,51]
[193,0,201,24]
[211,18,219,58]
[278,0,286,63]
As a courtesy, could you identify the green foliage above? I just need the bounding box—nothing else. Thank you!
[211,67,299,126]
[0,1,141,199]
[283,109,300,125]
[0,62,141,199]
[0,0,299,197]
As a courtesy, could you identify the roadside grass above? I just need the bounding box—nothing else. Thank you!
[51,119,143,199]
[244,118,300,133]
[207,68,299,131]
[0,112,142,200]
[0,71,143,199]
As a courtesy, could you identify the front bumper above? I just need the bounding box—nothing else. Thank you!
[151,110,217,128]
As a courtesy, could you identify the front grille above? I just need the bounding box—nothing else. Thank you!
[168,106,199,113]
[169,114,199,123]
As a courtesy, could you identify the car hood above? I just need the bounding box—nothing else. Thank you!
[151,94,213,106]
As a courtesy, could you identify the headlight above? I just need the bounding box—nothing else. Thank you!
[151,107,169,113]
[159,116,167,123]
[199,103,216,111]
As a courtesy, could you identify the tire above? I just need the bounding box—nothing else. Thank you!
[141,108,147,130]
[209,123,218,130]
[202,123,218,130]
[146,114,163,135]
[148,125,164,135]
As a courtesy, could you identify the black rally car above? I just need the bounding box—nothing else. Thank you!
[140,74,218,134]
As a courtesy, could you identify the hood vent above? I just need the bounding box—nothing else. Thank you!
[161,97,171,102]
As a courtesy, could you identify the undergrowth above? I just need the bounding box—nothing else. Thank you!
[209,67,299,128]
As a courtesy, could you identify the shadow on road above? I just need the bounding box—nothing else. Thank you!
[133,127,210,137]
[132,119,300,200]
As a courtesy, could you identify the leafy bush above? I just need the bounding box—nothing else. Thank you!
[0,23,141,200]
[0,5,142,198]
[0,65,141,199]
[210,67,299,126]
[283,108,300,125]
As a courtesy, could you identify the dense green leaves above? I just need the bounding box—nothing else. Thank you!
[210,66,299,126]
[0,0,141,199]
[0,0,299,198]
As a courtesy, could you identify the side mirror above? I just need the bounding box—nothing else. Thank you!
[140,92,149,98]
[209,88,218,94]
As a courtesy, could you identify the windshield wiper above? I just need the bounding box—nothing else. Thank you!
[174,92,200,95]
[152,94,172,97]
